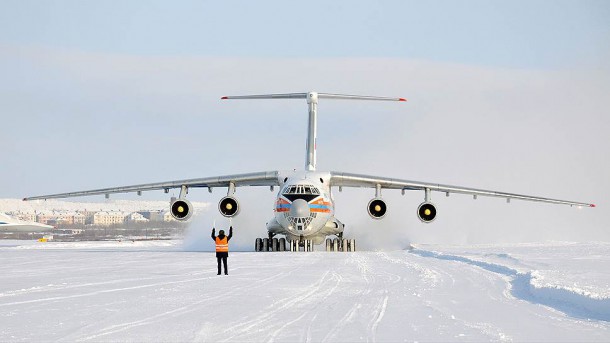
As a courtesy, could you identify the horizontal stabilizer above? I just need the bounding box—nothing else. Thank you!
[221,93,307,100]
[222,92,406,102]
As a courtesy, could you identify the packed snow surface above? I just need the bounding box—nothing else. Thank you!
[1,240,608,342]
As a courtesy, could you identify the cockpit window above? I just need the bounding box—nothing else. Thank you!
[282,184,320,202]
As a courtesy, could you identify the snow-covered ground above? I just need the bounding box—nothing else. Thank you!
[0,240,608,342]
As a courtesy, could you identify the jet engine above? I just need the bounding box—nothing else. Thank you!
[367,198,387,219]
[417,202,437,223]
[170,198,193,221]
[219,196,240,217]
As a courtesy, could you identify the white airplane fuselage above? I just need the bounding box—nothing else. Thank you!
[267,171,343,244]
[0,213,53,233]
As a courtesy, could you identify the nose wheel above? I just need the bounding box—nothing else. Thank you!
[289,239,314,252]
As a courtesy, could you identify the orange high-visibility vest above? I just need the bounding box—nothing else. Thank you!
[215,237,229,252]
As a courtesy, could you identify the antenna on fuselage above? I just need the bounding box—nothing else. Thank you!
[221,92,406,171]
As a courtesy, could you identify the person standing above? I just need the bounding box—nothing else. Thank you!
[211,226,232,275]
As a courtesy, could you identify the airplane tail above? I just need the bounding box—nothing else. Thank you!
[221,92,406,171]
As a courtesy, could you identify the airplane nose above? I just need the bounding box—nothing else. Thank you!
[289,199,310,218]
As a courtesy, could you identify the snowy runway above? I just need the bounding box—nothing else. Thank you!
[1,241,608,342]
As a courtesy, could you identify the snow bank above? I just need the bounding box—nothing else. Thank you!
[410,244,610,322]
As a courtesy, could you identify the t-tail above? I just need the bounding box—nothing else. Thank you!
[221,92,406,171]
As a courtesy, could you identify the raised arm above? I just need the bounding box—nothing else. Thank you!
[227,226,233,241]
[211,228,216,240]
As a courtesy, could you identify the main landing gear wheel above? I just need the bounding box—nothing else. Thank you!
[254,237,288,252]
[271,238,278,251]
[255,238,262,252]
[325,238,356,252]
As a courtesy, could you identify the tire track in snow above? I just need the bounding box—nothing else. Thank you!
[320,303,361,343]
[0,276,213,308]
[368,291,389,343]
[77,269,291,341]
[217,269,341,342]
[319,253,374,343]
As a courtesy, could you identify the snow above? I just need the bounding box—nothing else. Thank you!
[0,240,608,342]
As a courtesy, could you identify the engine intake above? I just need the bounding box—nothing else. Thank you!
[219,196,240,217]
[170,198,193,221]
[417,202,437,223]
[367,198,387,219]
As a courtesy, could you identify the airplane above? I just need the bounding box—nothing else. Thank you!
[24,92,594,252]
[0,212,53,232]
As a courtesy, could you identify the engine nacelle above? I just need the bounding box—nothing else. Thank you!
[170,198,193,221]
[219,196,240,217]
[417,202,437,223]
[367,198,387,219]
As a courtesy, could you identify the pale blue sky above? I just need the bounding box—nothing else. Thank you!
[1,1,609,243]
[1,0,608,67]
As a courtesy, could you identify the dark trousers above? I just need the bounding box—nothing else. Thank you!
[217,256,228,275]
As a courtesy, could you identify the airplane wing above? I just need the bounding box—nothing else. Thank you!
[23,171,281,201]
[329,171,594,207]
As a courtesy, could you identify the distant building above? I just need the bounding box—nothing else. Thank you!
[138,210,165,222]
[73,213,86,225]
[12,212,37,222]
[126,212,149,223]
[37,212,58,225]
[162,210,175,222]
[93,211,127,226]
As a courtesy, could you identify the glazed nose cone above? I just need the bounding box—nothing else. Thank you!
[289,199,310,218]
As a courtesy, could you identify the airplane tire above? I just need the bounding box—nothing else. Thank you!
[290,239,296,252]
[272,238,278,252]
[255,238,262,252]
[326,238,331,252]
[342,239,348,252]
[334,238,342,252]
[279,238,286,252]
[263,238,269,252]
[350,239,356,252]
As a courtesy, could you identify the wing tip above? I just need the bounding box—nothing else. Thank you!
[221,96,228,100]
[590,204,596,208]
[399,98,407,102]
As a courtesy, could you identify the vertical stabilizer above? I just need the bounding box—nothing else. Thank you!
[221,92,406,171]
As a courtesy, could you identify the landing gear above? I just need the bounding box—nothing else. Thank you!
[254,236,353,252]
[254,236,288,252]
[288,239,314,252]
[325,237,356,252]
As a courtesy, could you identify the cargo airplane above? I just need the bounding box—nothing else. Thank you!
[24,92,594,251]
[0,212,53,232]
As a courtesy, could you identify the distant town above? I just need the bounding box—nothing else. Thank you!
[8,208,181,227]
[0,199,209,241]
